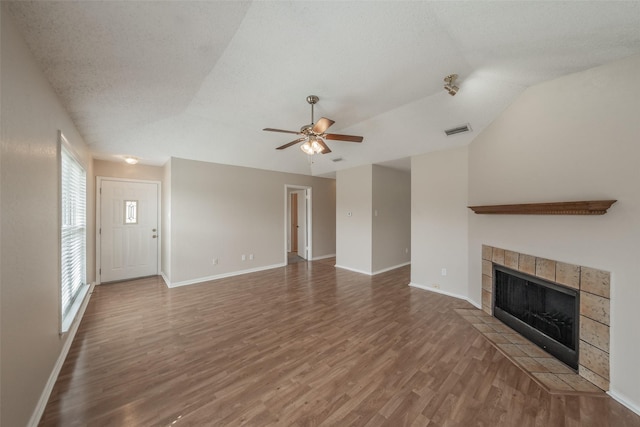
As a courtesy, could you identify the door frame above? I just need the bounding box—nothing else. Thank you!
[96,177,162,285]
[284,184,312,263]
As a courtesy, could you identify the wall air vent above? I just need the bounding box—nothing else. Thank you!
[444,123,472,136]
[331,157,343,162]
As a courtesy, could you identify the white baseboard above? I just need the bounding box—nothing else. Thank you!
[608,389,640,416]
[334,262,410,276]
[28,283,95,427]
[409,282,480,308]
[311,253,336,261]
[165,263,286,288]
[372,262,411,275]
[334,264,372,275]
[160,271,170,287]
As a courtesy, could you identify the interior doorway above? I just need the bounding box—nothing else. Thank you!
[285,185,312,265]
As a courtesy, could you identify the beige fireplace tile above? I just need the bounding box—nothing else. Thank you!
[533,357,575,374]
[478,316,502,325]
[482,245,493,261]
[579,365,609,391]
[581,267,611,299]
[472,323,495,333]
[532,373,575,391]
[580,292,610,326]
[488,323,515,334]
[482,260,493,277]
[484,332,511,344]
[482,289,491,310]
[555,373,602,393]
[555,262,580,290]
[482,274,492,292]
[460,315,482,324]
[492,248,505,265]
[454,308,479,316]
[580,315,610,353]
[497,343,528,357]
[535,258,556,281]
[482,304,492,316]
[513,356,549,373]
[518,254,536,275]
[518,344,553,358]
[579,340,609,380]
[503,333,531,345]
[504,251,519,269]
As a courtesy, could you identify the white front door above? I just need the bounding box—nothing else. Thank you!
[99,179,159,283]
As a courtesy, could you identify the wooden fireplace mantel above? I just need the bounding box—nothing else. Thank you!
[468,200,616,215]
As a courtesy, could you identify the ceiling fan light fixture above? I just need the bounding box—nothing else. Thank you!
[310,137,324,154]
[300,140,315,155]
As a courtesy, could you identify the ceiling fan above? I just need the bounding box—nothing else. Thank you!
[263,95,364,155]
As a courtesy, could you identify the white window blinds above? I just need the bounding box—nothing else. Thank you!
[61,142,87,331]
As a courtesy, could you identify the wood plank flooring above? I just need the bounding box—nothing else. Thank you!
[40,259,640,426]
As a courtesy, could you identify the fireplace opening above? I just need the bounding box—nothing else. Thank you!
[493,265,579,370]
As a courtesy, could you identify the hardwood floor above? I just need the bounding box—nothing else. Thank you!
[40,259,640,426]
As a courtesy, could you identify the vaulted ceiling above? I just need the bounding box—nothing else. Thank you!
[6,1,640,176]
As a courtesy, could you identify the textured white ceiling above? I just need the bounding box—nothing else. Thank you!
[6,1,640,176]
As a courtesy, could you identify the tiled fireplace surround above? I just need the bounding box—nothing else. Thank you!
[481,245,611,391]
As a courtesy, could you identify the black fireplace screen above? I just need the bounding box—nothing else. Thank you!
[494,265,579,369]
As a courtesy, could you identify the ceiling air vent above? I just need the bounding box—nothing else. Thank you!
[444,123,472,136]
[331,157,343,162]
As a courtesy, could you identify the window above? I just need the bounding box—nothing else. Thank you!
[60,134,87,332]
[124,200,138,224]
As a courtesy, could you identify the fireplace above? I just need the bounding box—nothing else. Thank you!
[493,265,578,369]
[481,245,612,391]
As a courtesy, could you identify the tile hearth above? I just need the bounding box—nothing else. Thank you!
[455,308,603,395]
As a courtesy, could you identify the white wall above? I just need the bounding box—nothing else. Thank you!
[165,157,336,285]
[411,148,469,298]
[0,7,95,426]
[336,165,373,274]
[468,55,640,412]
[162,160,172,281]
[372,165,411,273]
[94,159,164,182]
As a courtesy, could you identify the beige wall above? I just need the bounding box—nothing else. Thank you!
[166,158,335,285]
[94,159,164,182]
[1,7,95,426]
[336,164,410,274]
[468,55,640,411]
[411,148,469,297]
[372,165,411,273]
[336,165,373,273]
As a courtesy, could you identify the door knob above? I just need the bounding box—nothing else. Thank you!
[152,228,157,232]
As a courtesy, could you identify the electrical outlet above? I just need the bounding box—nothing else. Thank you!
[441,268,447,276]
[212,258,218,265]
[242,254,246,261]
[405,248,409,254]
[249,254,254,260]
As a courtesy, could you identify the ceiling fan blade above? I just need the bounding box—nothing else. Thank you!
[263,128,301,135]
[312,117,335,134]
[317,139,332,154]
[276,137,306,150]
[324,133,364,143]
